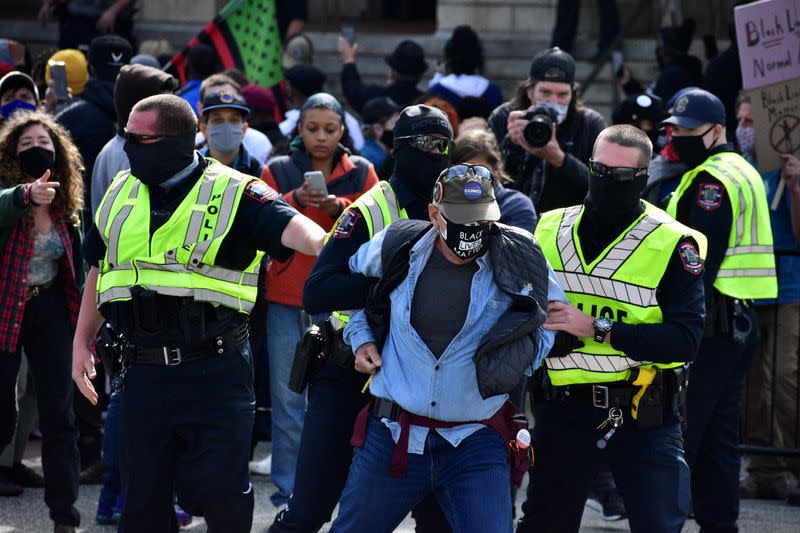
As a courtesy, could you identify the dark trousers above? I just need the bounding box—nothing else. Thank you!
[517,398,689,533]
[0,284,80,526]
[118,340,255,533]
[74,378,103,468]
[684,325,757,533]
[269,362,450,532]
[551,0,620,53]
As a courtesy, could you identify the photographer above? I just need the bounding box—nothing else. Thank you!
[487,47,606,213]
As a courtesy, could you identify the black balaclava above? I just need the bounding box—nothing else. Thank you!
[392,105,453,200]
[124,133,196,187]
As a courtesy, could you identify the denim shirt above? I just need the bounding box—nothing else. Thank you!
[345,226,565,453]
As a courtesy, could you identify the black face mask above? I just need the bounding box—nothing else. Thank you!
[671,126,716,169]
[586,170,647,221]
[393,146,450,200]
[439,211,491,260]
[18,146,55,179]
[123,134,197,187]
[380,129,394,148]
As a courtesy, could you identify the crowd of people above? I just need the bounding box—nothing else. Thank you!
[0,1,799,533]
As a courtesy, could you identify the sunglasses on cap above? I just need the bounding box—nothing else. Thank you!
[588,160,648,182]
[123,128,178,145]
[439,163,494,183]
[395,134,454,156]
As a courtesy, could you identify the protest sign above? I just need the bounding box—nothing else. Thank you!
[735,0,800,90]
[745,78,800,173]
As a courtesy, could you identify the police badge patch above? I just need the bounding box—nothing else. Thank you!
[696,182,722,211]
[678,242,704,275]
[333,210,361,239]
[244,179,279,203]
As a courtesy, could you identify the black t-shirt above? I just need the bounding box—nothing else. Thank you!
[303,176,429,314]
[410,246,478,359]
[84,157,298,345]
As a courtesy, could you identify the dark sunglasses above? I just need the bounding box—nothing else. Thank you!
[588,160,648,182]
[440,164,494,183]
[123,128,177,145]
[395,134,454,156]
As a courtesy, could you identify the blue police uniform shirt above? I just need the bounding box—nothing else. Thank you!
[344,226,566,454]
[757,166,800,304]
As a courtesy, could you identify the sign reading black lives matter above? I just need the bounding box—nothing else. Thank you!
[735,0,800,172]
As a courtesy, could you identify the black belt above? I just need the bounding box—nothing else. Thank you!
[26,279,55,301]
[546,383,635,409]
[124,326,248,366]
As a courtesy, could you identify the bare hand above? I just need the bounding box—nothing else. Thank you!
[72,344,98,405]
[28,170,59,206]
[354,342,382,374]
[44,85,72,112]
[294,182,334,209]
[286,19,305,39]
[96,7,118,32]
[783,154,800,193]
[338,37,358,64]
[37,2,52,26]
[544,301,596,338]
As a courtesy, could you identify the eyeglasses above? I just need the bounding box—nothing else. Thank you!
[440,164,494,183]
[395,134,454,156]
[588,160,648,182]
[123,128,176,144]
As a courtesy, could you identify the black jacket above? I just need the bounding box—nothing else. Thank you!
[57,79,117,190]
[340,63,423,115]
[365,219,549,398]
[487,102,606,213]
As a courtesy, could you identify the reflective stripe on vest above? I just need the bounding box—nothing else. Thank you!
[329,181,407,330]
[536,201,706,386]
[665,152,777,299]
[95,161,264,313]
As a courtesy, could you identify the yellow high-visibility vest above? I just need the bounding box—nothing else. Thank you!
[665,151,777,299]
[328,181,407,329]
[95,162,263,314]
[535,201,707,386]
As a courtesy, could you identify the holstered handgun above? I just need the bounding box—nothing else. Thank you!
[289,319,350,394]
[95,322,125,379]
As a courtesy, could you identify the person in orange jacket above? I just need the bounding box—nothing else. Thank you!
[258,92,378,506]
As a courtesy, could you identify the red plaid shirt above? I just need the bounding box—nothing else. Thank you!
[0,218,81,352]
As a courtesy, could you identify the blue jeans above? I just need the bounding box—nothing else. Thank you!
[330,415,512,533]
[265,303,309,506]
[99,392,122,506]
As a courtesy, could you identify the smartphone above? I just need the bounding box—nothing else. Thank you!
[341,25,356,46]
[611,51,624,78]
[304,171,328,195]
[49,61,69,102]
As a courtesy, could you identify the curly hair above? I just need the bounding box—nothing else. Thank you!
[0,111,84,228]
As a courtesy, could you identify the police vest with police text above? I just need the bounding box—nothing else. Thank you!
[94,161,264,314]
[535,201,708,386]
[665,151,777,299]
[328,180,407,330]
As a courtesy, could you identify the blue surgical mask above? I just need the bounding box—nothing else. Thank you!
[206,122,244,154]
[535,100,569,125]
[1,99,37,119]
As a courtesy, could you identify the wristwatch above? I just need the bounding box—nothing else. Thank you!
[592,317,613,343]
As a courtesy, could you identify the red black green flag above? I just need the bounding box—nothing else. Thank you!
[167,0,283,88]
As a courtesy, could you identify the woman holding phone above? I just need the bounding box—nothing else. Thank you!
[257,92,378,507]
[0,111,84,531]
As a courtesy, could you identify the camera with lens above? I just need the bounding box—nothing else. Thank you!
[522,106,558,148]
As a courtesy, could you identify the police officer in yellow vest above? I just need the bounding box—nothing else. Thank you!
[269,105,456,532]
[70,94,326,532]
[517,125,707,533]
[662,88,777,533]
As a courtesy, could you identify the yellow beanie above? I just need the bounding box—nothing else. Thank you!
[46,49,89,96]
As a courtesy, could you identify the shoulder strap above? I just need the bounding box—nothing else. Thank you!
[380,219,432,272]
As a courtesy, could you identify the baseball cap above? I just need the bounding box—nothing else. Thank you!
[201,91,251,119]
[0,71,39,101]
[46,49,89,95]
[660,88,726,129]
[432,164,501,224]
[88,35,133,82]
[612,93,664,126]
[393,104,453,148]
[361,97,401,125]
[529,47,575,84]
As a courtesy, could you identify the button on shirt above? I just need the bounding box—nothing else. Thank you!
[344,226,566,453]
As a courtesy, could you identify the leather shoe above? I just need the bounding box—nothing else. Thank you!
[0,468,24,497]
[10,462,44,488]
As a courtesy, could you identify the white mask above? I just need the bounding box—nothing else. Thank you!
[535,100,569,125]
